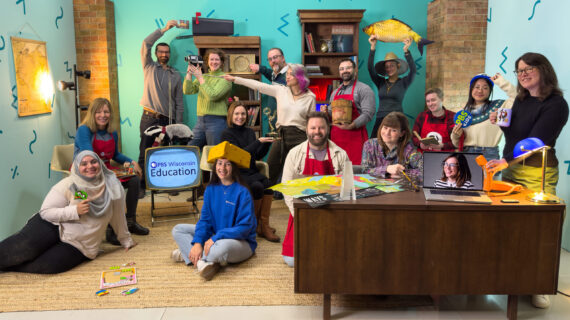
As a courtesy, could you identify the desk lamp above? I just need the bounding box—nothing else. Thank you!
[513,137,560,203]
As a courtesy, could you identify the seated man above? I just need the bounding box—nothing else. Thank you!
[280,112,349,267]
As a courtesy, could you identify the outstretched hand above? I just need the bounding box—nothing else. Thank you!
[162,20,178,33]
[403,37,412,52]
[368,35,378,50]
[224,74,236,82]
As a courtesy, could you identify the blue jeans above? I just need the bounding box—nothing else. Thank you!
[188,115,227,148]
[171,224,253,265]
[463,146,500,161]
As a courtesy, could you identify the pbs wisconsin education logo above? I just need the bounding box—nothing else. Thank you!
[150,162,158,168]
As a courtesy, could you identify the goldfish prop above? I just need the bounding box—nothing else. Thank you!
[363,18,434,56]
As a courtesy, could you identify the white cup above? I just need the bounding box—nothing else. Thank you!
[496,108,511,127]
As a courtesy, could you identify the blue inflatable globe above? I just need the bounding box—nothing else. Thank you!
[513,137,545,158]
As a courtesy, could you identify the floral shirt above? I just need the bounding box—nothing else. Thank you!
[361,139,422,180]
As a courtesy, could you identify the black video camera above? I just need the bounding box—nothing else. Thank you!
[184,55,203,66]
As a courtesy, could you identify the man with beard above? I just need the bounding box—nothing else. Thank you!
[327,58,375,165]
[249,47,288,103]
[279,111,349,267]
[138,20,184,195]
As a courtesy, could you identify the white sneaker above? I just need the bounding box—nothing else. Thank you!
[196,259,209,272]
[197,259,220,280]
[170,249,184,262]
[531,294,550,309]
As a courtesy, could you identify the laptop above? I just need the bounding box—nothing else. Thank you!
[422,152,492,204]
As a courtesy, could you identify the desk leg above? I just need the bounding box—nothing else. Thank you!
[323,294,331,320]
[507,295,518,320]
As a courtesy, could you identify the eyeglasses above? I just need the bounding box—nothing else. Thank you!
[514,66,535,76]
[268,54,282,62]
[443,163,459,168]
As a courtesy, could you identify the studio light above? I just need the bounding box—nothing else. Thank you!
[57,64,91,128]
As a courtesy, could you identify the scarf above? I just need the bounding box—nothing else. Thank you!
[70,151,123,218]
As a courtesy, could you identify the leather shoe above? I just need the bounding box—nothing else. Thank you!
[105,226,121,246]
[128,220,150,235]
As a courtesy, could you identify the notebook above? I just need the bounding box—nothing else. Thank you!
[422,152,492,204]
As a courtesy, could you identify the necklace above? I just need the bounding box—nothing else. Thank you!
[385,79,396,93]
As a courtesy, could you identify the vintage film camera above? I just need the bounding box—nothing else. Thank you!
[184,55,203,67]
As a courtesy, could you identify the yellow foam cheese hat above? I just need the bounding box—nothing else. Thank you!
[207,141,251,169]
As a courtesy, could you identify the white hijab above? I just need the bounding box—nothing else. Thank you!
[70,151,123,217]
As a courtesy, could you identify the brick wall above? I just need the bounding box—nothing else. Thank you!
[426,0,488,111]
[73,0,119,131]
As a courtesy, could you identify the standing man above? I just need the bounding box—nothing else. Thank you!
[138,20,184,194]
[249,47,289,105]
[280,112,349,267]
[328,58,376,165]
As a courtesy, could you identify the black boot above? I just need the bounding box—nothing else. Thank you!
[106,225,121,246]
[127,216,149,235]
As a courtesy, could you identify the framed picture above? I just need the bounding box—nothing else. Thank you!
[229,54,255,74]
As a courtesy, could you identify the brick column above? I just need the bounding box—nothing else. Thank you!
[73,0,119,130]
[426,0,488,110]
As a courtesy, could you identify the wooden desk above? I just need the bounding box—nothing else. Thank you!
[294,190,565,320]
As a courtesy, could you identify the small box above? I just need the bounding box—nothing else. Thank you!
[207,141,251,169]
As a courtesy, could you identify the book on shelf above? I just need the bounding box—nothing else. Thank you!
[248,106,260,127]
[305,65,321,73]
[307,72,324,76]
[308,33,316,53]
[305,32,312,53]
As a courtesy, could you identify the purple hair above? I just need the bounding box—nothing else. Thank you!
[289,64,310,91]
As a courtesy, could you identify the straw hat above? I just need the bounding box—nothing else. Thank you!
[374,52,408,76]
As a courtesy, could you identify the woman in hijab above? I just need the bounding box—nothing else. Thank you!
[0,151,136,274]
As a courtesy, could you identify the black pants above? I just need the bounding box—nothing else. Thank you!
[122,175,140,219]
[266,126,306,185]
[0,214,89,274]
[243,173,272,200]
[138,112,172,188]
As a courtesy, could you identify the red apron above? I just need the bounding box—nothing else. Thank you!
[330,84,368,165]
[92,132,130,182]
[419,111,454,152]
[282,143,335,257]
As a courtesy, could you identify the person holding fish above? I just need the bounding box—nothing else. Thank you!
[363,18,433,139]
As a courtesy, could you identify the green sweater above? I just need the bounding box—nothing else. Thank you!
[183,69,231,117]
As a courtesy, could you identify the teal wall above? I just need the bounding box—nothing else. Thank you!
[484,0,570,249]
[0,0,76,239]
[113,0,431,161]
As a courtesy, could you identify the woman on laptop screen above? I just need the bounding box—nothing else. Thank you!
[433,153,474,189]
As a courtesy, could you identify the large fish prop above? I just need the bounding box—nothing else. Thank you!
[363,18,434,56]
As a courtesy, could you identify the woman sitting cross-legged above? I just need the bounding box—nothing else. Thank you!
[0,151,136,274]
[170,142,257,280]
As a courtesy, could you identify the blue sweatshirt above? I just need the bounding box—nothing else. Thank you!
[74,125,131,164]
[192,182,257,252]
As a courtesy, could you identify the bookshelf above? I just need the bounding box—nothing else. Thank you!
[193,36,262,134]
[298,9,365,104]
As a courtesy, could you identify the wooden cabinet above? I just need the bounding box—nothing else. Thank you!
[194,36,262,134]
[298,9,365,103]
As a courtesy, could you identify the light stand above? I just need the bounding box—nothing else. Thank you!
[57,64,91,128]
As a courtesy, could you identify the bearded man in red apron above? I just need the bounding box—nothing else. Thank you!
[279,112,350,267]
[328,59,376,165]
[411,87,463,152]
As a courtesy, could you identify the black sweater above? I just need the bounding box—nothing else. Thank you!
[501,94,568,166]
[220,125,271,176]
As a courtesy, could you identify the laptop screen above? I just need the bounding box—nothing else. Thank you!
[422,152,484,190]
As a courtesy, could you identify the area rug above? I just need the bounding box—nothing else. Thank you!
[0,199,431,312]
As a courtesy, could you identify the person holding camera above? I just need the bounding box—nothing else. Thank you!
[184,49,232,148]
[138,20,184,196]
